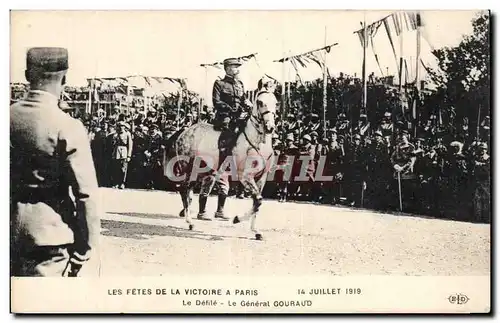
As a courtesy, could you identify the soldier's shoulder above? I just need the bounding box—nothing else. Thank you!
[59,114,88,138]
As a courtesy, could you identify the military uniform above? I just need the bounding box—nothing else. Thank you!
[199,58,249,221]
[110,122,133,189]
[10,47,100,277]
[212,76,247,131]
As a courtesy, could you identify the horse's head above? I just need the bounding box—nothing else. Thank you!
[255,78,278,135]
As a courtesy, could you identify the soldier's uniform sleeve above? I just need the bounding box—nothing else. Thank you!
[61,119,101,253]
[212,80,232,117]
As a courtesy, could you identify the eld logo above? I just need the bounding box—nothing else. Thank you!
[448,294,469,305]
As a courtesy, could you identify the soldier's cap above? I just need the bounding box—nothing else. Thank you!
[417,137,426,142]
[384,111,391,117]
[272,133,279,139]
[310,131,318,137]
[151,124,159,129]
[329,128,337,133]
[374,130,383,137]
[223,58,242,66]
[400,129,409,135]
[303,134,312,142]
[338,135,345,141]
[450,141,463,148]
[310,113,319,119]
[429,114,437,119]
[338,113,346,118]
[27,47,68,72]
[354,134,361,140]
[480,142,488,149]
[286,133,295,141]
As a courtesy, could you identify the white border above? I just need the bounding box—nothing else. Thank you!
[2,1,497,322]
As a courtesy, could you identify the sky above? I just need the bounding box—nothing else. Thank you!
[10,10,482,101]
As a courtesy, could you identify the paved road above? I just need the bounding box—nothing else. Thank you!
[96,188,490,276]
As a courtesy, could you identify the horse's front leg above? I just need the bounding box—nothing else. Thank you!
[180,183,194,230]
[233,174,264,240]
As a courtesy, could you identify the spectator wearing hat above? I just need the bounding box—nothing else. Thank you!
[10,47,100,277]
[296,134,316,201]
[356,113,371,138]
[110,121,133,189]
[390,129,418,211]
[277,133,300,202]
[378,111,394,147]
[344,133,367,207]
[146,124,165,190]
[90,123,107,186]
[128,125,150,189]
[471,142,490,222]
[336,113,350,137]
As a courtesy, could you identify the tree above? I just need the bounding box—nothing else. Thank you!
[430,11,490,135]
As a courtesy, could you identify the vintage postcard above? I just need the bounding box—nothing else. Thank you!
[10,9,490,314]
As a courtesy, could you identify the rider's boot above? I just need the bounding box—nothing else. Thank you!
[214,194,230,220]
[197,195,212,221]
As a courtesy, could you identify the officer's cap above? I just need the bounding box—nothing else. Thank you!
[223,58,242,67]
[310,113,319,119]
[354,134,361,140]
[338,113,346,118]
[272,133,279,139]
[400,129,409,135]
[310,131,318,137]
[27,47,68,72]
[329,128,337,134]
[384,111,391,117]
[303,134,312,142]
[480,142,488,149]
[360,114,367,119]
[286,133,294,141]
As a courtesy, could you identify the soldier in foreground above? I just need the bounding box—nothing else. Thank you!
[10,47,101,277]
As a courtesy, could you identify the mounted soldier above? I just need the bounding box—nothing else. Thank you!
[196,58,253,221]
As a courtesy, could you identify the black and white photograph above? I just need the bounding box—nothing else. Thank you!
[9,9,491,313]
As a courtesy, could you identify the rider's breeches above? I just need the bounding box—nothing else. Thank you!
[199,173,230,197]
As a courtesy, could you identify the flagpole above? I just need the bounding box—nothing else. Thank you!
[398,11,404,118]
[413,11,422,138]
[281,49,287,144]
[322,26,328,140]
[361,12,368,116]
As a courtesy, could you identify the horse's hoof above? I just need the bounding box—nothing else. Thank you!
[179,210,185,218]
[189,224,194,231]
[255,233,263,241]
[233,216,241,224]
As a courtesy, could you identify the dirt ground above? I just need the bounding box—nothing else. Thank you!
[95,188,490,276]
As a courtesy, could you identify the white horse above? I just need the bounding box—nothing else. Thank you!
[163,81,277,240]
